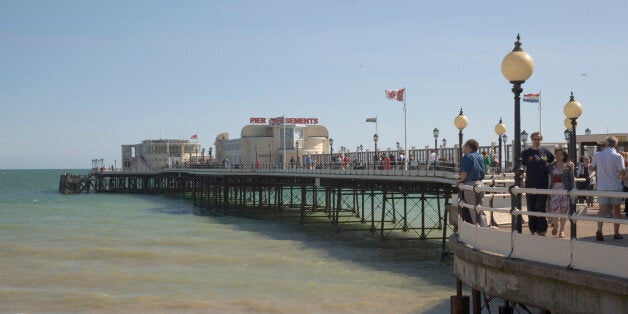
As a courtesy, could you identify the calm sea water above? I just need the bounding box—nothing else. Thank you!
[0,169,455,313]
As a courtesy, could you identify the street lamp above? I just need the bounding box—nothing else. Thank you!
[564,92,583,239]
[373,133,379,153]
[585,128,591,136]
[296,140,301,168]
[502,33,534,234]
[502,134,508,169]
[453,108,468,166]
[521,130,528,150]
[564,129,570,141]
[442,138,447,148]
[495,117,507,173]
[329,138,334,166]
[564,91,583,166]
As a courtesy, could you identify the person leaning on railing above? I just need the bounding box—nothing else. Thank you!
[457,139,488,227]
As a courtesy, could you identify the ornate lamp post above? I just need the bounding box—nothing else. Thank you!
[502,34,534,234]
[585,128,591,136]
[521,130,528,151]
[329,138,334,167]
[453,108,468,166]
[564,129,570,142]
[442,138,447,148]
[495,118,507,173]
[564,92,583,239]
[564,92,583,167]
[295,140,301,168]
[373,133,379,154]
[502,134,508,170]
[432,128,440,170]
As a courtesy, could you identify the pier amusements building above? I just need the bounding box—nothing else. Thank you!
[214,116,330,168]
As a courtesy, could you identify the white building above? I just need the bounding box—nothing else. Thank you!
[122,139,202,172]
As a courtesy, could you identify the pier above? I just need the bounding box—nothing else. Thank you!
[90,168,457,244]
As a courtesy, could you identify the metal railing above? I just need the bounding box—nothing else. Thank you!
[454,181,628,278]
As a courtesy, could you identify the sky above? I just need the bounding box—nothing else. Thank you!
[1,0,626,169]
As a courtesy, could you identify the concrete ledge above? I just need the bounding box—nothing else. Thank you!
[451,234,628,313]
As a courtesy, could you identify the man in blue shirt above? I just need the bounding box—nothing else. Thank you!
[458,139,487,226]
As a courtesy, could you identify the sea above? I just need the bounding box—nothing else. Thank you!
[0,169,456,313]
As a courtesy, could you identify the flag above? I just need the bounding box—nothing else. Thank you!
[385,88,404,102]
[523,93,540,103]
[365,117,377,123]
[268,116,285,126]
[190,134,198,140]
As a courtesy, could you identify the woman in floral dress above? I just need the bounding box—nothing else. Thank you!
[547,148,575,238]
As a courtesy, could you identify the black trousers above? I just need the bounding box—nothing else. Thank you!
[526,193,548,234]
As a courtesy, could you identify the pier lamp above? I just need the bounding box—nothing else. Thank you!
[564,91,583,166]
[585,128,591,136]
[329,138,334,166]
[454,108,468,166]
[296,140,301,168]
[521,130,528,150]
[373,133,379,153]
[564,91,583,239]
[564,129,570,141]
[442,138,447,148]
[502,134,508,169]
[495,118,507,173]
[502,33,534,234]
[433,127,439,155]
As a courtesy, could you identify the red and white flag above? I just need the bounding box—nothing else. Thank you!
[190,134,198,140]
[385,88,404,102]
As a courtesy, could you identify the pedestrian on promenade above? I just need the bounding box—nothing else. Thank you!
[590,136,626,241]
[521,132,554,236]
[457,139,487,226]
[576,156,596,206]
[547,148,574,238]
[622,151,628,215]
[482,151,491,174]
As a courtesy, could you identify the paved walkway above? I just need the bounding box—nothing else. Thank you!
[512,204,628,247]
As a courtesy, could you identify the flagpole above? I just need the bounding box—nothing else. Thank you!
[403,87,408,170]
[538,90,542,133]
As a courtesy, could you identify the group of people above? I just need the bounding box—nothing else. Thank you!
[458,132,628,241]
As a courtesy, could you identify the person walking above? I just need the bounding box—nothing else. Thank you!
[521,132,554,236]
[547,148,575,238]
[590,136,626,241]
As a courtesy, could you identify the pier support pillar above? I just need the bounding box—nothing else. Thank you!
[450,279,469,314]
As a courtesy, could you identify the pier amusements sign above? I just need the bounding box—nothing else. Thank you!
[249,117,319,126]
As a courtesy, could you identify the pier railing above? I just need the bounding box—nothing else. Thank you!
[455,182,628,279]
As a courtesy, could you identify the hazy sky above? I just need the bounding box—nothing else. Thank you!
[1,1,626,169]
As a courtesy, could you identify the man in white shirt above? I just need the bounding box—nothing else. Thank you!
[428,150,436,169]
[590,136,626,241]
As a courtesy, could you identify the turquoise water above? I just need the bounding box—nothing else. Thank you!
[0,169,454,313]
